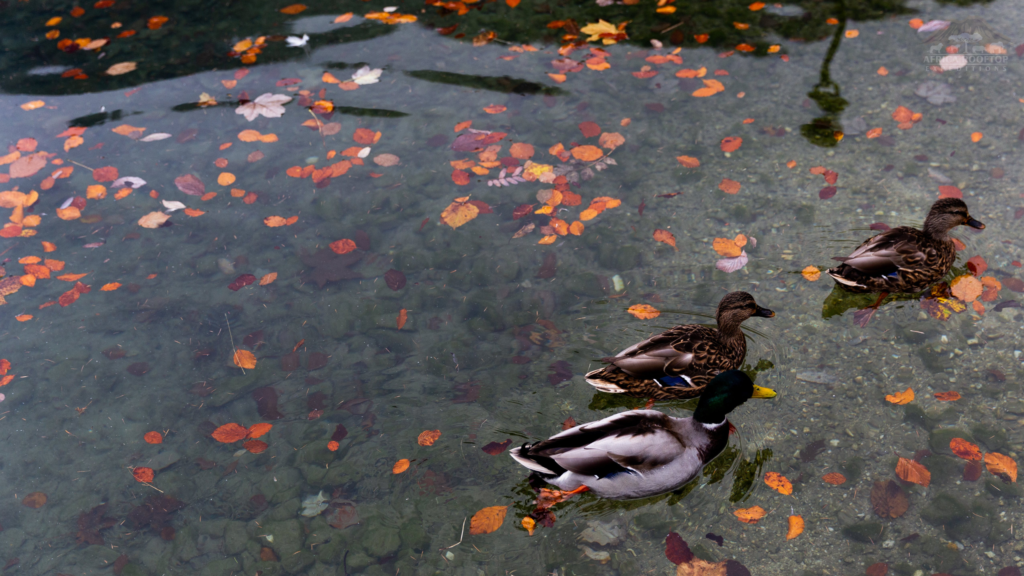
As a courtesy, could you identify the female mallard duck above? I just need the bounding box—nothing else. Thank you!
[510,370,775,500]
[827,198,984,294]
[585,291,774,400]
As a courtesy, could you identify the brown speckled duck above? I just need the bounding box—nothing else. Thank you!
[585,292,774,400]
[827,198,984,294]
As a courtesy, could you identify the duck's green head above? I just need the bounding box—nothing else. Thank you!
[693,370,776,424]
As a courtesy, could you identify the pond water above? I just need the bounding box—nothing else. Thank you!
[1,0,1023,575]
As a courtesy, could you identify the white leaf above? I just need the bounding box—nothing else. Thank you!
[357,147,371,158]
[351,66,382,85]
[917,20,950,34]
[235,93,293,122]
[383,6,397,12]
[162,200,186,212]
[112,176,147,189]
[140,133,172,142]
[715,251,748,273]
[60,197,74,209]
[286,34,309,47]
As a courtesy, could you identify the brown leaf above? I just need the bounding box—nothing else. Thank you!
[384,269,406,291]
[871,480,909,518]
[469,505,507,535]
[481,439,512,455]
[174,174,206,196]
[665,532,693,565]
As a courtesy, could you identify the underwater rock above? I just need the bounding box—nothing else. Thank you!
[915,81,956,105]
[298,248,362,288]
[929,428,975,455]
[841,521,884,543]
[920,493,969,527]
[580,519,622,546]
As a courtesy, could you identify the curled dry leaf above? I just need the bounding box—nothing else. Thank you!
[733,506,766,524]
[469,505,507,535]
[653,229,677,250]
[627,304,660,320]
[417,430,441,446]
[885,387,914,405]
[764,471,793,495]
[895,456,931,487]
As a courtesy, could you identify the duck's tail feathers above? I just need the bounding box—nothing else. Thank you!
[510,444,559,475]
[826,268,865,288]
[584,367,629,394]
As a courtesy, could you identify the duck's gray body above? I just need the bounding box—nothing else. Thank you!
[510,409,728,500]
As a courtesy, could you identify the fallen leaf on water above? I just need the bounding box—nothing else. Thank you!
[106,62,137,76]
[720,136,742,153]
[469,506,507,535]
[21,492,46,508]
[676,155,700,168]
[481,440,512,455]
[393,459,410,474]
[801,266,821,281]
[258,273,276,286]
[627,304,660,320]
[247,423,272,439]
[716,251,748,273]
[984,452,1017,482]
[653,229,677,250]
[20,101,45,111]
[971,131,983,143]
[764,471,793,495]
[132,467,154,483]
[950,438,982,461]
[15,315,31,322]
[718,178,741,194]
[138,212,170,229]
[786,515,804,540]
[329,239,357,254]
[280,3,307,14]
[896,456,931,486]
[236,93,292,122]
[885,387,914,405]
[950,275,982,303]
[570,145,603,161]
[712,235,746,257]
[212,423,248,443]
[483,105,507,114]
[692,78,724,97]
[144,431,163,444]
[522,517,536,536]
[233,350,256,369]
[665,532,693,564]
[243,440,268,454]
[397,308,407,330]
[440,196,480,228]
[263,216,298,227]
[822,472,846,485]
[733,506,766,524]
[934,391,961,401]
[871,479,908,518]
[417,430,440,446]
[327,440,339,451]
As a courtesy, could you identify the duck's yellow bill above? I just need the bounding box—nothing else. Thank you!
[751,385,777,399]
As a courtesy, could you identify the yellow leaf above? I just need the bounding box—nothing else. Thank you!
[733,506,766,524]
[627,304,660,319]
[233,349,257,369]
[440,197,480,229]
[138,212,170,228]
[801,266,821,281]
[469,506,507,535]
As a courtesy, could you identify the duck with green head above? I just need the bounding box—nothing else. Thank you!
[510,370,775,500]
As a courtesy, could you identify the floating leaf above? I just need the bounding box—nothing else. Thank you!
[627,304,660,320]
[236,93,292,122]
[144,431,163,444]
[934,391,961,401]
[417,429,440,446]
[676,155,700,168]
[258,272,277,286]
[718,178,741,194]
[764,471,793,495]
[984,452,1017,482]
[396,308,407,330]
[895,456,931,487]
[233,349,256,369]
[106,61,137,76]
[653,229,677,250]
[393,459,410,474]
[801,266,821,281]
[712,236,745,257]
[950,275,983,303]
[469,506,507,535]
[950,438,982,461]
[720,136,742,153]
[733,506,766,524]
[822,472,846,485]
[665,532,693,565]
[329,239,357,254]
[384,269,406,291]
[786,515,804,540]
[716,251,748,273]
[481,440,512,455]
[243,440,268,454]
[247,423,272,439]
[440,196,480,228]
[132,467,154,483]
[885,387,914,405]
[21,492,47,508]
[263,216,298,227]
[211,423,248,443]
[570,145,603,161]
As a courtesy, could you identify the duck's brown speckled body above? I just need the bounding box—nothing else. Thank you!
[585,292,774,400]
[827,198,984,294]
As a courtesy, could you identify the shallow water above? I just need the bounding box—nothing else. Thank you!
[1,1,1023,575]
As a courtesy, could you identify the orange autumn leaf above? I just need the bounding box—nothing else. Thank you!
[18,256,40,265]
[720,136,742,153]
[568,221,584,236]
[801,266,821,281]
[41,241,56,252]
[570,145,603,162]
[211,423,248,443]
[330,239,357,254]
[892,105,914,124]
[537,235,556,245]
[786,515,804,540]
[934,391,961,401]
[984,452,1017,482]
[440,196,480,228]
[950,438,982,462]
[397,308,407,330]
[895,457,931,487]
[24,264,50,279]
[692,78,724,97]
[100,283,121,291]
[822,472,847,485]
[144,431,163,444]
[132,467,155,483]
[653,229,677,250]
[15,314,32,321]
[243,440,268,454]
[454,120,472,132]
[718,178,741,194]
[764,471,793,495]
[20,275,36,287]
[713,236,745,257]
[44,259,65,272]
[970,131,983,143]
[885,387,914,405]
[733,506,766,524]
[676,155,700,168]
[280,3,307,14]
[258,272,277,286]
[483,105,507,114]
[352,128,380,145]
[469,505,508,535]
[233,349,256,369]
[57,273,88,282]
[217,172,236,186]
[509,142,534,160]
[393,459,410,474]
[247,423,272,439]
[183,208,205,217]
[417,430,441,446]
[950,275,982,303]
[0,360,9,375]
[627,304,660,320]
[522,517,536,536]
[263,216,297,227]
[866,128,883,138]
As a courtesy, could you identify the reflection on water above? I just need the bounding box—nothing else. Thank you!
[0,0,1023,574]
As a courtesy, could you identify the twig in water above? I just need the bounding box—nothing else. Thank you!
[440,517,467,554]
[225,313,244,374]
[70,160,96,171]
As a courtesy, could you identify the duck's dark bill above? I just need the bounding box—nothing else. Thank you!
[754,307,775,318]
[967,217,985,230]
[751,385,777,399]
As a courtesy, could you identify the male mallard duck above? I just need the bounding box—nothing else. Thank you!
[510,370,775,500]
[584,292,774,400]
[827,198,984,294]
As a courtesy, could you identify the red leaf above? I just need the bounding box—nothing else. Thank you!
[823,169,838,184]
[938,185,962,199]
[481,439,512,455]
[384,269,406,291]
[512,204,535,220]
[227,274,256,291]
[819,186,837,199]
[966,255,987,276]
[561,416,577,430]
[467,199,493,214]
[578,121,601,138]
[665,532,693,565]
[174,174,206,196]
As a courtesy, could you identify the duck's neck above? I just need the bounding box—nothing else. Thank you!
[716,317,747,349]
[923,214,956,239]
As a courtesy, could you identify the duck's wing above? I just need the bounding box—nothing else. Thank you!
[832,227,928,276]
[518,411,691,478]
[609,325,718,379]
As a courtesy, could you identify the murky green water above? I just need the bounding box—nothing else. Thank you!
[1,1,1023,575]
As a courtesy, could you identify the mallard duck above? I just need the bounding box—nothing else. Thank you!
[584,292,774,400]
[827,198,984,294]
[510,370,775,500]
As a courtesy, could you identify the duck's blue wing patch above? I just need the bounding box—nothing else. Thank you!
[654,375,695,388]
